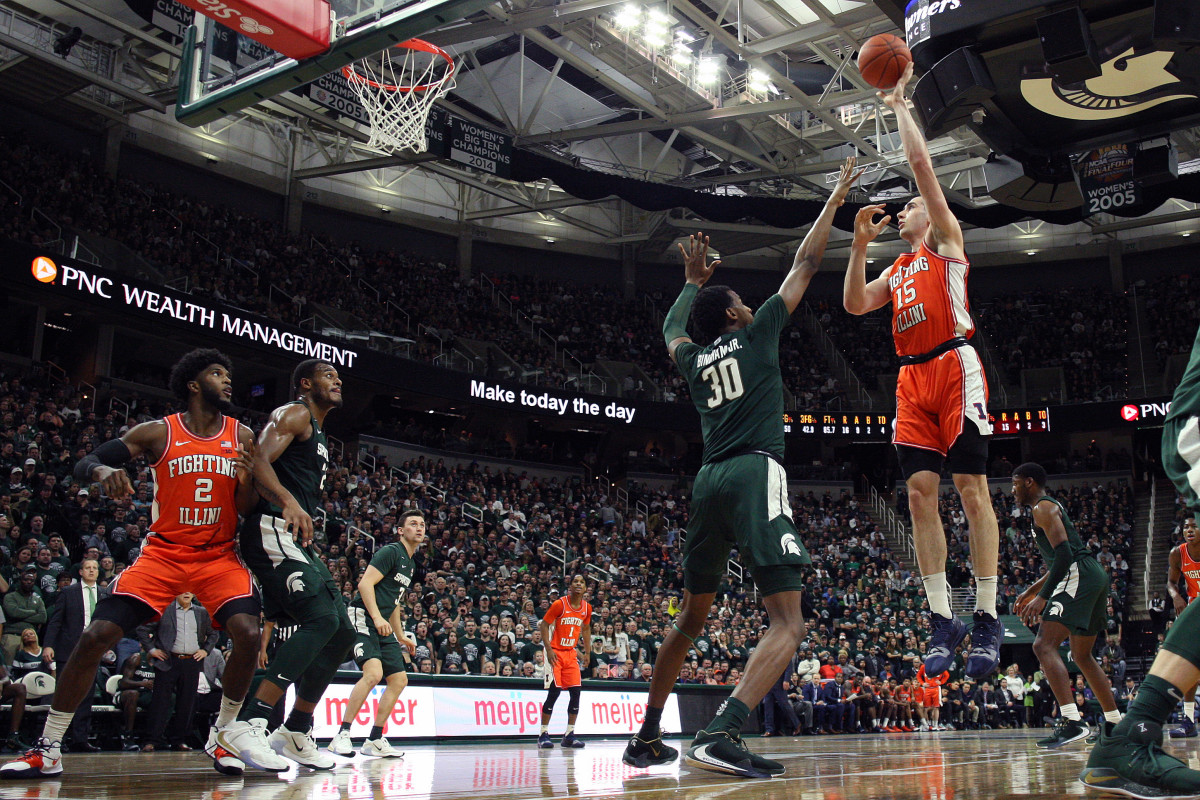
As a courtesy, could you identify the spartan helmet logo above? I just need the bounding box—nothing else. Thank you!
[286,571,306,594]
[1048,601,1065,618]
[780,533,802,557]
[354,643,365,659]
[1021,49,1196,121]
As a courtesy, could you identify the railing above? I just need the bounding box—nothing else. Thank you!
[799,303,873,408]
[0,177,22,205]
[951,587,975,615]
[615,485,629,513]
[70,236,100,266]
[358,448,375,471]
[1144,479,1157,610]
[44,361,68,385]
[867,484,916,565]
[636,500,648,518]
[585,563,610,585]
[727,559,744,585]
[109,395,130,426]
[165,275,190,292]
[543,540,567,577]
[78,379,96,413]
[31,208,63,253]
[462,502,482,524]
[348,523,375,554]
[327,435,344,466]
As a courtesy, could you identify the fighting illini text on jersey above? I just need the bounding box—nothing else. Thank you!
[544,596,592,651]
[1181,544,1200,602]
[150,413,241,547]
[887,240,974,357]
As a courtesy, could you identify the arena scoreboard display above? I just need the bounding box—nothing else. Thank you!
[784,412,893,439]
[989,406,1050,435]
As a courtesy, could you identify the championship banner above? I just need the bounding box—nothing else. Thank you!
[1076,145,1141,217]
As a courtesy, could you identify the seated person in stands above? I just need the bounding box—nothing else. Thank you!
[10,630,51,680]
[0,662,29,752]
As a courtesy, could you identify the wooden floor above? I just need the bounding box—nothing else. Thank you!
[0,730,1173,800]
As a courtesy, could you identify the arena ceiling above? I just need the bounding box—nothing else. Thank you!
[2,0,1200,260]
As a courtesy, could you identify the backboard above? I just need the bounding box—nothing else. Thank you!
[176,0,493,127]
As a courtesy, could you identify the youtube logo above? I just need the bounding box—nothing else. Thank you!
[1121,405,1139,421]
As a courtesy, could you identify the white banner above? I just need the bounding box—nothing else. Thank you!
[291,682,681,740]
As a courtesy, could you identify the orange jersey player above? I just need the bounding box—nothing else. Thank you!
[843,59,1001,682]
[537,575,592,749]
[1168,518,1200,738]
[1,348,264,780]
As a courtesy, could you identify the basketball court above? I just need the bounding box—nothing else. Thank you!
[0,731,1165,799]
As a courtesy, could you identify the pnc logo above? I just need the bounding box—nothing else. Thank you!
[31,256,57,283]
[1121,405,1139,421]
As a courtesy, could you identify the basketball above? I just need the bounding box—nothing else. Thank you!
[857,33,911,90]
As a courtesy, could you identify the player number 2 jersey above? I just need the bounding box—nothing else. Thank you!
[150,413,241,547]
[886,240,975,357]
[543,597,591,651]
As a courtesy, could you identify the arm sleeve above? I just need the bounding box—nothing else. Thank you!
[663,283,699,345]
[1038,542,1074,600]
[73,439,132,484]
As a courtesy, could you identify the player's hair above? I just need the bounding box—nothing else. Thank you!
[1013,461,1047,487]
[291,359,328,394]
[168,348,233,401]
[690,285,735,344]
[399,510,425,525]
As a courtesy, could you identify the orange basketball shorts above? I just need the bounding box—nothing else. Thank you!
[923,687,942,708]
[894,344,990,455]
[109,537,254,627]
[551,650,582,688]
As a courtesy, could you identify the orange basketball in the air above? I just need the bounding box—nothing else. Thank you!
[857,33,911,90]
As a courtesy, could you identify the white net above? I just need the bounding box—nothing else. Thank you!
[343,40,455,154]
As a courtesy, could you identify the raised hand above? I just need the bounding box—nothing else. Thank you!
[879,61,914,109]
[830,155,867,205]
[678,232,721,287]
[853,204,892,246]
[233,439,257,486]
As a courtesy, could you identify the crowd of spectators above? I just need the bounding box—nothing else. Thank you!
[0,352,1148,748]
[1144,272,1198,369]
[974,288,1131,403]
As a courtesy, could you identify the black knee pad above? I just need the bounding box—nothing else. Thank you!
[567,687,581,716]
[542,685,561,715]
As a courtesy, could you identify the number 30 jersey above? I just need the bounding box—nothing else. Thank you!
[674,293,788,465]
[149,413,241,547]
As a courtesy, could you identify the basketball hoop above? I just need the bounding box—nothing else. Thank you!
[342,39,455,154]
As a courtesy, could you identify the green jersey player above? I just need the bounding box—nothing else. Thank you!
[329,510,424,758]
[623,157,863,779]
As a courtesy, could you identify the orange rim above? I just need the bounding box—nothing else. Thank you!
[342,38,455,93]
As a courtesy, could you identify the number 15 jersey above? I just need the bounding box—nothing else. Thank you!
[674,293,789,465]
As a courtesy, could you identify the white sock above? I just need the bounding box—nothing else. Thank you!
[1186,701,1195,721]
[1104,710,1122,724]
[1060,703,1082,721]
[565,724,575,735]
[923,572,952,618]
[974,576,998,618]
[43,710,74,748]
[540,724,549,735]
[216,697,243,729]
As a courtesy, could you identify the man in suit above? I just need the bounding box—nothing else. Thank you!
[821,673,857,733]
[136,593,218,752]
[760,666,800,736]
[42,558,107,751]
[977,681,1001,729]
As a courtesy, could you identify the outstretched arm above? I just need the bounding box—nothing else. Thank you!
[779,156,864,312]
[74,421,166,499]
[663,233,721,363]
[879,62,964,259]
[1168,547,1187,615]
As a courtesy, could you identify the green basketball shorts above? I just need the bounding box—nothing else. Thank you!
[683,453,810,597]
